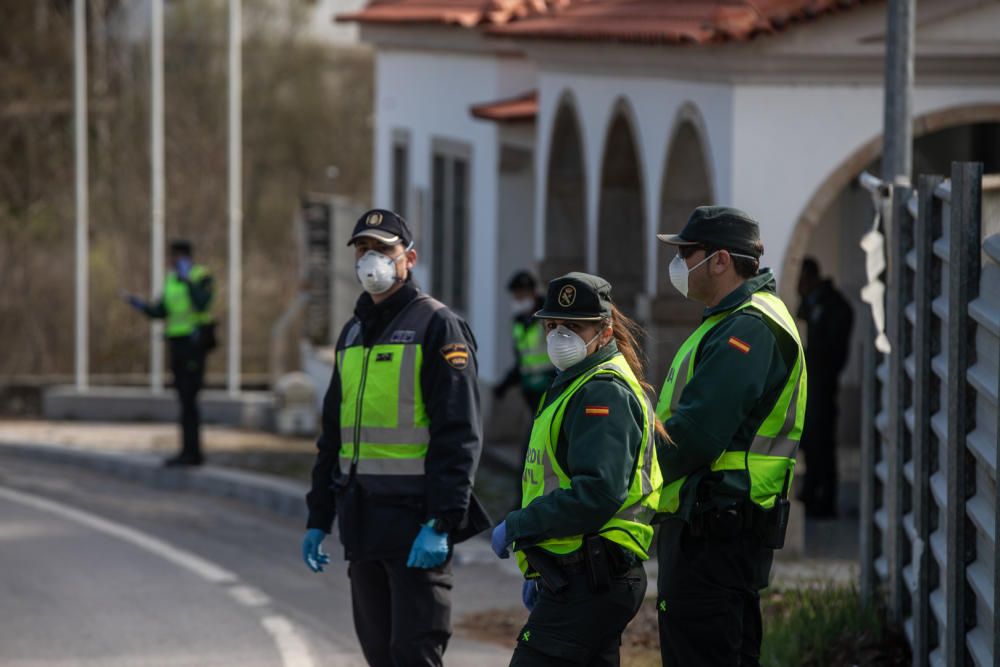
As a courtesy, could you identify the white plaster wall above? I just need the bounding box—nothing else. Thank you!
[731,84,1000,286]
[372,49,535,382]
[532,71,733,296]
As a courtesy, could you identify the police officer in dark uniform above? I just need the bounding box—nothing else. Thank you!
[124,239,215,467]
[495,270,557,412]
[654,207,808,666]
[796,257,853,518]
[491,273,663,666]
[301,209,488,667]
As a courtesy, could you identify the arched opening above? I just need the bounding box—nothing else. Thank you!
[784,105,1000,522]
[597,105,645,320]
[541,98,586,282]
[650,116,715,379]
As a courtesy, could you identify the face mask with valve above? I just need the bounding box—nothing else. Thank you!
[355,247,408,295]
[546,325,604,371]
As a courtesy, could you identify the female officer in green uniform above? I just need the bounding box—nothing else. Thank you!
[490,272,663,666]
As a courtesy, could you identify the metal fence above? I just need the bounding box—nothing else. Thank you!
[859,161,1000,666]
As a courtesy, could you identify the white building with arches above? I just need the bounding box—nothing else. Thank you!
[339,0,1000,441]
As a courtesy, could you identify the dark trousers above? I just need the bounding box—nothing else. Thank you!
[348,557,453,667]
[657,519,773,667]
[169,336,206,460]
[510,561,646,666]
[799,373,840,516]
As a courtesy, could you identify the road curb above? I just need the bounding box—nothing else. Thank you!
[0,440,308,520]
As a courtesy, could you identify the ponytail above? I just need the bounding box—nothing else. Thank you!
[606,305,668,439]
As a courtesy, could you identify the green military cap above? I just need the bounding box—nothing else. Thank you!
[535,272,613,321]
[658,205,762,259]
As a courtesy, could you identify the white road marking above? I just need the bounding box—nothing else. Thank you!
[261,616,315,667]
[0,484,316,667]
[229,584,272,607]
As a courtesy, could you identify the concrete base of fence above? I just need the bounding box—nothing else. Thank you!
[42,386,275,430]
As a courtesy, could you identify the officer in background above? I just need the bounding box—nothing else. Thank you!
[124,239,215,467]
[654,207,807,666]
[491,273,663,666]
[796,257,853,518]
[494,270,557,412]
[301,209,488,667]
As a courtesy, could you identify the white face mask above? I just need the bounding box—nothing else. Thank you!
[668,251,717,298]
[511,297,535,315]
[546,325,602,371]
[356,249,406,295]
[668,250,757,298]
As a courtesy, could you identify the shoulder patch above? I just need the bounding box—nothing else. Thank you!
[584,405,610,416]
[440,343,470,369]
[728,336,752,354]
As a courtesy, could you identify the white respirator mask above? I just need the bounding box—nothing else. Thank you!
[668,250,756,298]
[546,325,603,371]
[511,297,536,315]
[355,248,407,295]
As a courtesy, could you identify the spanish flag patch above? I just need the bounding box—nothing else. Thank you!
[728,336,752,354]
[584,406,610,416]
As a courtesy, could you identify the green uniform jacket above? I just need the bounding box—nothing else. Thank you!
[659,271,797,519]
[505,341,647,545]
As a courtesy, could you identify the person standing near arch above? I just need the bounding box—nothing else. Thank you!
[653,207,807,666]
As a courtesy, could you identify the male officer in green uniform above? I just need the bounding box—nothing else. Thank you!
[654,207,807,666]
[301,209,488,667]
[494,270,557,412]
[124,239,215,466]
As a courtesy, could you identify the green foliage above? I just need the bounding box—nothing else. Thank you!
[760,585,908,667]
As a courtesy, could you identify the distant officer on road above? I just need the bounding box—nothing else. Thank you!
[124,239,215,467]
[654,207,807,666]
[796,257,853,518]
[491,272,663,666]
[494,270,557,413]
[301,209,489,667]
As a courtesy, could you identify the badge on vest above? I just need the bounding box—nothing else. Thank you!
[376,352,393,362]
[389,330,416,343]
[440,343,469,369]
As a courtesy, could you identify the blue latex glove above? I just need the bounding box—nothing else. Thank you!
[407,522,449,569]
[491,520,509,559]
[301,528,330,573]
[522,579,538,611]
[126,294,146,311]
[176,257,193,281]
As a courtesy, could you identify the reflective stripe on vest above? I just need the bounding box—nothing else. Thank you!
[515,354,662,575]
[513,320,553,376]
[656,292,807,512]
[164,266,212,338]
[337,296,445,494]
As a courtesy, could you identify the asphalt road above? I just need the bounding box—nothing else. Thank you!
[0,453,520,667]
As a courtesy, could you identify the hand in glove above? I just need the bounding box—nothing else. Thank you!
[522,579,539,611]
[406,522,449,569]
[491,520,510,559]
[301,528,330,573]
[122,291,146,311]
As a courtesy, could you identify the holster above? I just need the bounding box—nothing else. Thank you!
[583,534,612,593]
[523,548,569,594]
[755,498,791,550]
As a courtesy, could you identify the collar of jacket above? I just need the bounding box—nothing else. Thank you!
[702,270,776,319]
[354,278,419,329]
[549,339,621,393]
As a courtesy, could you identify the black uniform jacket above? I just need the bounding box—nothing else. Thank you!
[306,279,483,561]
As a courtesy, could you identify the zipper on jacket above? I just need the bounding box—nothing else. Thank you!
[350,347,373,475]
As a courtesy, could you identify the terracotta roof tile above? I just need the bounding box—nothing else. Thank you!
[470,90,538,121]
[487,0,876,44]
[337,0,570,27]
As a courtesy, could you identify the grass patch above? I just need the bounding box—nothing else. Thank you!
[761,585,910,667]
